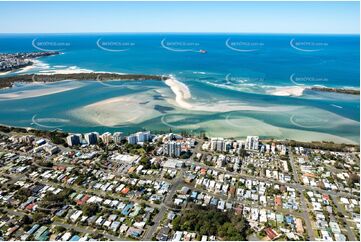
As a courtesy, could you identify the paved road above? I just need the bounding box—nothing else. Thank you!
[2,142,359,241]
[142,171,183,241]
[138,170,307,218]
[331,195,357,241]
[183,157,358,200]
[288,147,315,241]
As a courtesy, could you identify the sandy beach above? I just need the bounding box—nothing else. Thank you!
[0,81,84,100]
[14,60,50,74]
[164,76,298,112]
[38,66,93,75]
[164,76,193,109]
[5,60,93,76]
[0,71,11,76]
[267,86,305,97]
[0,60,48,76]
[195,117,358,144]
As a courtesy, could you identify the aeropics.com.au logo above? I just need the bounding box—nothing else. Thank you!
[32,38,70,52]
[225,73,264,84]
[31,114,70,129]
[289,114,329,129]
[96,74,121,88]
[290,38,328,52]
[161,38,207,53]
[225,38,264,52]
[290,73,328,86]
[96,38,135,52]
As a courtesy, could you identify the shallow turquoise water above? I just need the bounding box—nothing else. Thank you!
[0,34,359,143]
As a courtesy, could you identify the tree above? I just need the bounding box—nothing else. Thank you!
[247,163,255,170]
[54,226,66,233]
[32,212,50,224]
[21,215,32,224]
[171,205,250,239]
[172,216,181,230]
[347,173,360,188]
[15,188,32,202]
[239,149,247,158]
[82,203,99,216]
[180,150,192,159]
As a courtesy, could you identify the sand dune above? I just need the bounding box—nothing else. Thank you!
[164,76,297,112]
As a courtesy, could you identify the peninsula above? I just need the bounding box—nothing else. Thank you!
[310,86,360,95]
[0,51,59,72]
[0,72,164,89]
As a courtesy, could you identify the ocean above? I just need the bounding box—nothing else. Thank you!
[0,33,359,143]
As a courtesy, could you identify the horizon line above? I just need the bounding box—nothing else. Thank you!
[0,32,359,35]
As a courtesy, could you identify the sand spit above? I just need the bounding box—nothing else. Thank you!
[164,76,297,112]
[267,86,305,97]
[0,81,84,100]
[164,76,192,109]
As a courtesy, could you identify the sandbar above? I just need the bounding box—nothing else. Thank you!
[0,81,84,100]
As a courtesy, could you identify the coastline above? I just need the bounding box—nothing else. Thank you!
[0,72,164,89]
[0,123,358,150]
[13,59,45,74]
[0,51,59,74]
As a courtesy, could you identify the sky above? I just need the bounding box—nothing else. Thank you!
[0,1,359,34]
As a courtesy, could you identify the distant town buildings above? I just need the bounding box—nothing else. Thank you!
[62,130,201,155]
[66,130,153,147]
[245,136,259,150]
[100,132,112,145]
[163,141,182,157]
[136,131,151,143]
[127,134,138,145]
[127,131,151,145]
[210,138,225,152]
[113,132,124,144]
[0,127,359,242]
[0,51,59,72]
[66,134,81,146]
[216,154,226,168]
[84,132,98,145]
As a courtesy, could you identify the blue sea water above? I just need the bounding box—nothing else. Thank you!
[0,33,359,143]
